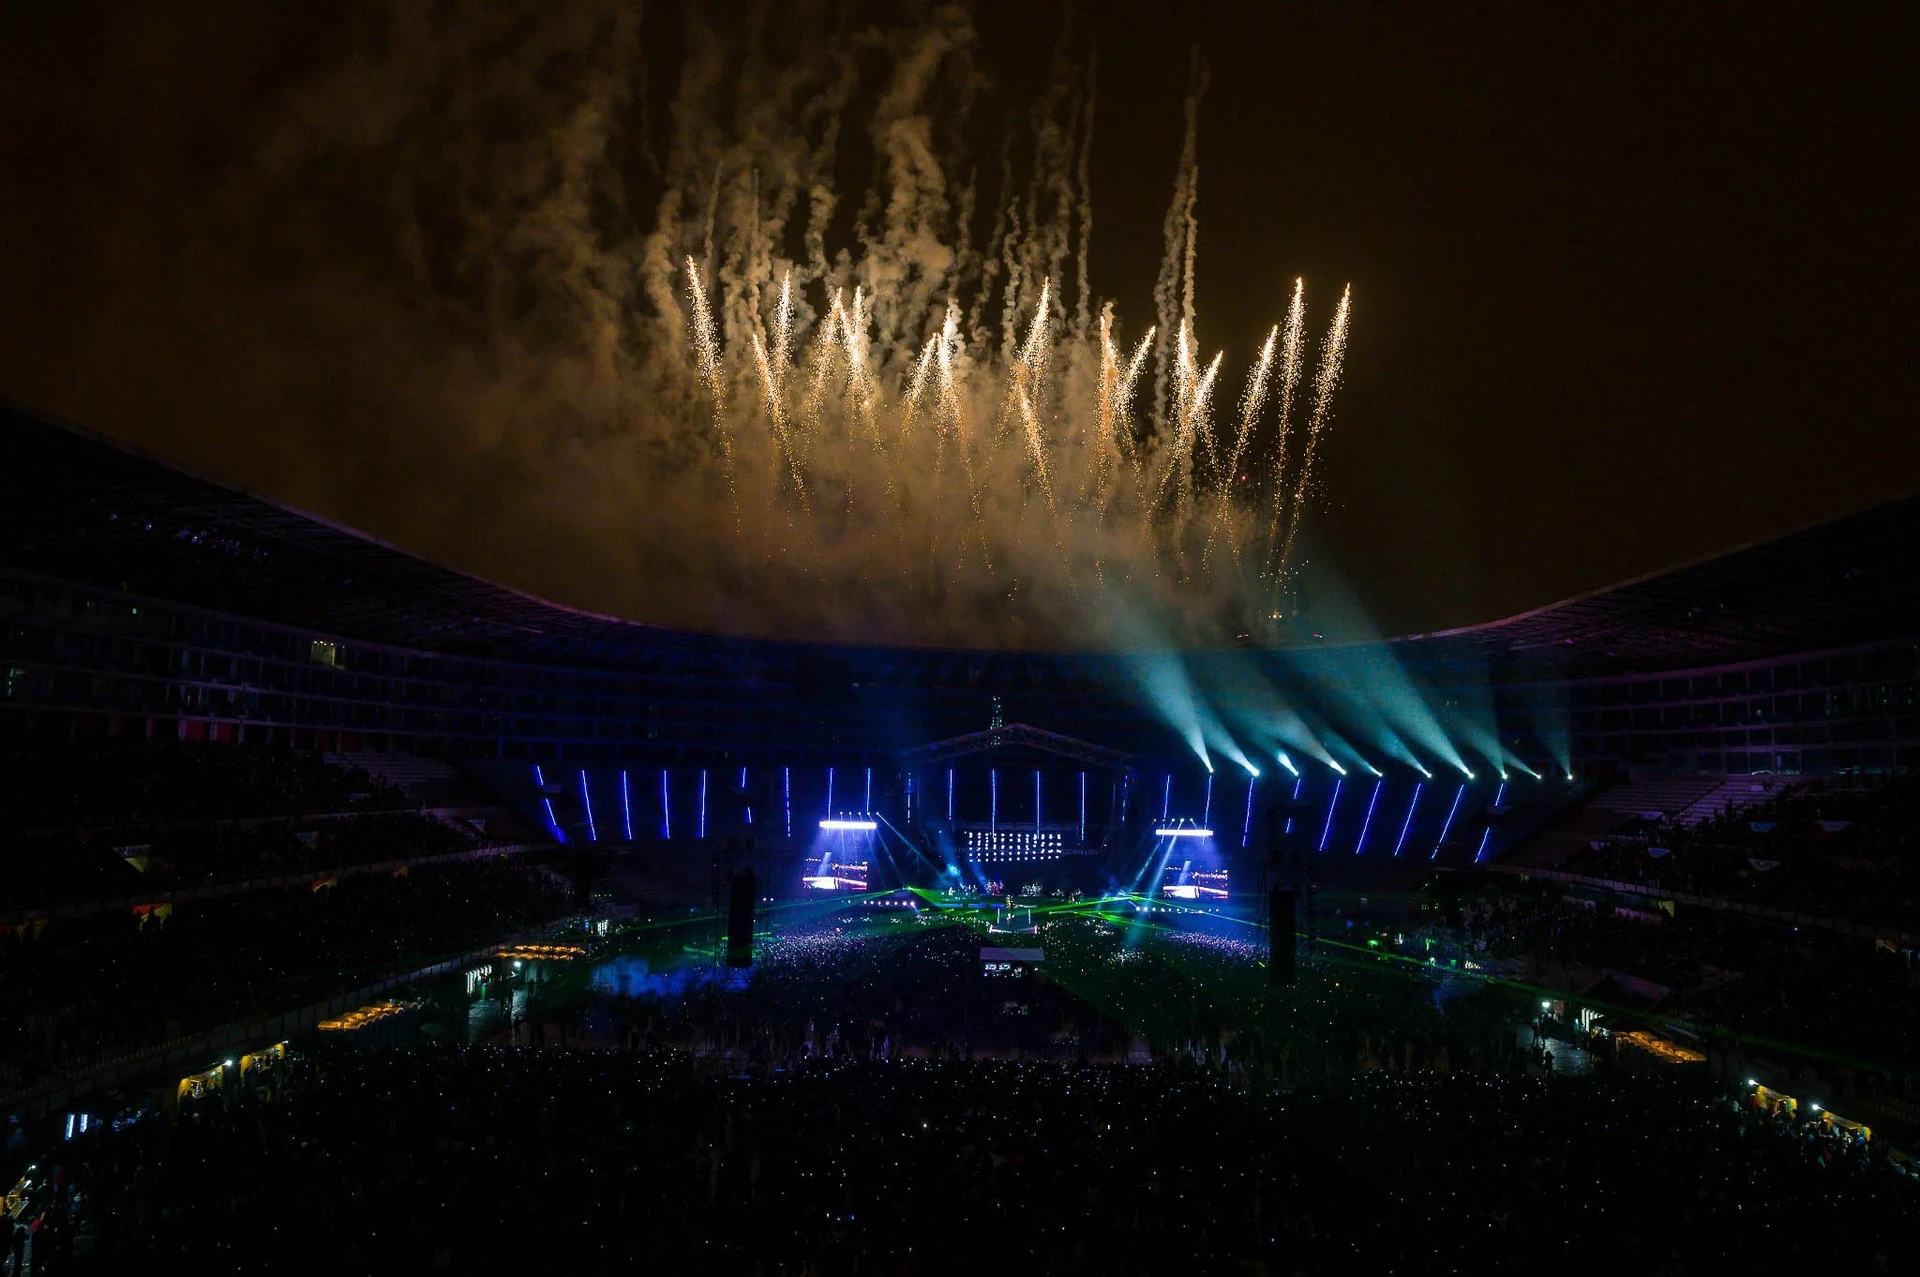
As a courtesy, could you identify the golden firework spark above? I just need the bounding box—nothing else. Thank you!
[1277,283,1352,585]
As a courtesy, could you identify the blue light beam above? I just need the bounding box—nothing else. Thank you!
[1392,783,1422,857]
[1353,778,1382,854]
[1318,777,1345,852]
[1432,784,1465,859]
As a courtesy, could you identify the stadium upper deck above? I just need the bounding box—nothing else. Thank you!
[5,401,1919,774]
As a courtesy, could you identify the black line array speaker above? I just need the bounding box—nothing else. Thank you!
[726,870,757,968]
[1267,887,1296,985]
[571,850,595,910]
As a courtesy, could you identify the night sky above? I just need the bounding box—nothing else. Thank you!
[2,2,1913,643]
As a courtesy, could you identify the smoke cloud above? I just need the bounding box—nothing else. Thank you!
[0,0,1349,650]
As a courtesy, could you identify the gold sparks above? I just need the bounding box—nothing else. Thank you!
[1276,282,1352,585]
[686,258,1352,626]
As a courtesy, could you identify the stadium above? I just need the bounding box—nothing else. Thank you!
[4,5,1917,1270]
[5,399,1920,1268]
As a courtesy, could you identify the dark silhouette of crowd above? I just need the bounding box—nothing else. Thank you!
[12,1026,1916,1272]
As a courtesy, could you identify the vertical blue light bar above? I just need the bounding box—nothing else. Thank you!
[1353,779,1383,855]
[907,773,914,824]
[1203,773,1214,827]
[740,766,748,789]
[1079,771,1087,844]
[865,766,872,813]
[579,770,598,842]
[621,770,634,842]
[783,766,792,839]
[1292,776,1304,802]
[947,768,954,820]
[1493,781,1508,808]
[1034,770,1042,832]
[991,768,998,833]
[1392,783,1423,857]
[661,769,671,840]
[1162,774,1172,823]
[1318,777,1344,851]
[1474,826,1492,862]
[534,765,564,842]
[698,769,708,840]
[1432,783,1465,859]
[1241,776,1256,848]
[826,766,835,818]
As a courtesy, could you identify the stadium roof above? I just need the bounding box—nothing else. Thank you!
[5,401,1918,680]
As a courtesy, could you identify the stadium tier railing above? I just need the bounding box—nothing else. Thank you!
[0,841,551,928]
[1482,861,1910,943]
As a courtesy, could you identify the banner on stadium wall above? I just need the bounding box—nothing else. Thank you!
[312,876,339,892]
[1816,820,1851,833]
[116,844,154,873]
[1648,846,1671,857]
[1748,859,1780,872]
[1748,821,1777,833]
[132,902,173,925]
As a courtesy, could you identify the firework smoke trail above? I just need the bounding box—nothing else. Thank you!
[935,301,991,572]
[1010,279,1058,512]
[686,258,727,440]
[771,270,795,404]
[1227,326,1279,494]
[935,301,966,446]
[686,257,740,533]
[801,288,848,448]
[1119,329,1154,465]
[1189,351,1224,524]
[839,284,882,443]
[1094,304,1121,494]
[895,332,939,509]
[903,334,939,432]
[647,17,1349,644]
[1264,277,1308,577]
[1153,51,1208,427]
[1072,50,1097,340]
[750,270,808,506]
[1204,323,1279,568]
[750,333,809,509]
[1147,322,1196,527]
[1146,322,1194,521]
[1276,284,1354,587]
[1007,279,1082,598]
[1090,310,1150,499]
